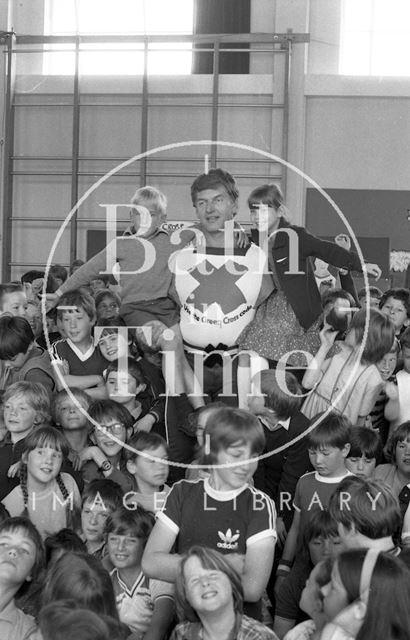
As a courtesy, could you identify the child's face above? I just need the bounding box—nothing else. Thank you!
[3,350,31,371]
[359,295,380,309]
[105,371,141,403]
[81,497,112,544]
[195,408,216,447]
[321,562,349,622]
[3,395,37,439]
[96,296,119,321]
[402,346,410,374]
[98,332,129,362]
[345,454,376,479]
[308,445,350,478]
[93,418,127,458]
[308,535,342,566]
[395,436,410,477]
[0,527,37,584]
[25,445,63,485]
[60,308,93,344]
[299,562,324,618]
[130,205,164,238]
[1,291,28,319]
[107,530,144,571]
[26,304,42,337]
[183,554,233,615]
[90,279,108,295]
[23,279,43,302]
[380,296,409,332]
[376,350,398,380]
[249,202,280,234]
[127,444,169,489]
[57,396,88,431]
[213,440,258,490]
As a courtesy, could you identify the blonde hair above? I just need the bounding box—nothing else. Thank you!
[3,381,51,425]
[130,186,167,217]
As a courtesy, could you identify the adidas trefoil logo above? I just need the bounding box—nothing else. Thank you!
[217,528,240,550]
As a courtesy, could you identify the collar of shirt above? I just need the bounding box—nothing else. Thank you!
[66,339,95,362]
[259,416,291,432]
[0,598,20,623]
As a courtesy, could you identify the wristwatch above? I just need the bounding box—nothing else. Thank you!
[100,460,112,472]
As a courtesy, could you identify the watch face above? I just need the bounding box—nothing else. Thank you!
[101,460,111,471]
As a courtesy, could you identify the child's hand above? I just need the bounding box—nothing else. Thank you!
[52,358,70,376]
[40,292,60,312]
[363,262,382,280]
[334,233,351,251]
[319,325,339,349]
[234,228,250,248]
[134,414,155,433]
[385,381,399,400]
[78,446,105,468]
[7,460,22,478]
[71,452,82,471]
[135,320,167,352]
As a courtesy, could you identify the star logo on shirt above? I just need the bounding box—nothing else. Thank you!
[188,260,248,314]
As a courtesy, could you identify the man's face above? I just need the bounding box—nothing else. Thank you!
[193,185,237,235]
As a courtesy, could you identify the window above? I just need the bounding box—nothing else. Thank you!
[340,0,410,75]
[43,0,194,75]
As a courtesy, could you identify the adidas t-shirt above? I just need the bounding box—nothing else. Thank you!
[157,477,277,554]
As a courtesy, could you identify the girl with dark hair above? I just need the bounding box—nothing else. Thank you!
[1,426,81,538]
[321,548,410,640]
[41,551,120,620]
[238,183,381,370]
[302,308,395,426]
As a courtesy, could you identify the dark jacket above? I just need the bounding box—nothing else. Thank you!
[267,219,363,329]
[253,410,313,529]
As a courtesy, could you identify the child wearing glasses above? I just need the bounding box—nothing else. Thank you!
[79,399,135,493]
[106,505,175,638]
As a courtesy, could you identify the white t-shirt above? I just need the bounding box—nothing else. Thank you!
[2,473,81,538]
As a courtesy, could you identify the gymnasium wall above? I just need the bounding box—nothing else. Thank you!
[0,0,409,280]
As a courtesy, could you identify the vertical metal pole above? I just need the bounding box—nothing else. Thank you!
[281,34,292,199]
[1,32,16,281]
[140,38,149,186]
[210,39,220,168]
[70,36,80,265]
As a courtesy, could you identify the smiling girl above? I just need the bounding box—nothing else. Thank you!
[172,546,277,640]
[1,427,81,538]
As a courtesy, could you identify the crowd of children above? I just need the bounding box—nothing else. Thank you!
[0,170,408,639]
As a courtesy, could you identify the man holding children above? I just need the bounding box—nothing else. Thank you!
[0,167,410,640]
